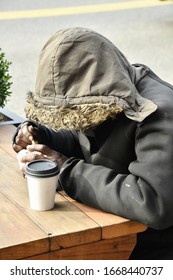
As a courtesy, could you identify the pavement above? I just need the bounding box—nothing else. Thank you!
[0,0,173,118]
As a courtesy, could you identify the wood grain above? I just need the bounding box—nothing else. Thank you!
[0,192,49,259]
[0,147,101,253]
[24,234,136,260]
[0,124,147,260]
[61,191,147,239]
[0,125,16,157]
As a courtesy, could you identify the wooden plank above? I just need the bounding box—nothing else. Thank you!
[50,234,136,259]
[61,192,147,239]
[0,147,101,252]
[24,234,136,260]
[0,125,17,158]
[0,192,49,259]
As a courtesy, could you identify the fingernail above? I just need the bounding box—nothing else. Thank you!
[28,135,33,141]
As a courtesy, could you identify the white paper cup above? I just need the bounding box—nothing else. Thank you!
[25,159,59,211]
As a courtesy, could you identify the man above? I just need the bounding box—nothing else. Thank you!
[13,27,173,259]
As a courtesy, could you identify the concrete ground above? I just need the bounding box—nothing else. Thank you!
[0,0,173,118]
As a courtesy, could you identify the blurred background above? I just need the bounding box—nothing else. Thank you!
[0,0,173,118]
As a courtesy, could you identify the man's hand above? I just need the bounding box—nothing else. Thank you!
[18,144,68,176]
[13,122,38,152]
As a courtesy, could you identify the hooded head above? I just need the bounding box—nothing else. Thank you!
[25,27,157,131]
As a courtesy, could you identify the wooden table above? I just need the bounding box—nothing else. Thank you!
[0,124,147,260]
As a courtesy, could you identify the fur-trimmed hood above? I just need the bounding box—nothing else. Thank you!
[25,27,157,131]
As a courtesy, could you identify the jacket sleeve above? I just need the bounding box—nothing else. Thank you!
[59,95,173,230]
[12,120,84,158]
[35,124,84,158]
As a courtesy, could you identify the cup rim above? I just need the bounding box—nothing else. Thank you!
[25,159,59,178]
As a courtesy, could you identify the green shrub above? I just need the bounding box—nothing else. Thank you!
[0,48,12,108]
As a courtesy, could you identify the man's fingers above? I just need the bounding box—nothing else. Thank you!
[15,124,38,147]
[15,127,32,146]
[28,126,38,144]
[20,152,43,163]
[28,125,37,134]
[13,143,23,152]
[27,144,50,154]
[21,125,34,142]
